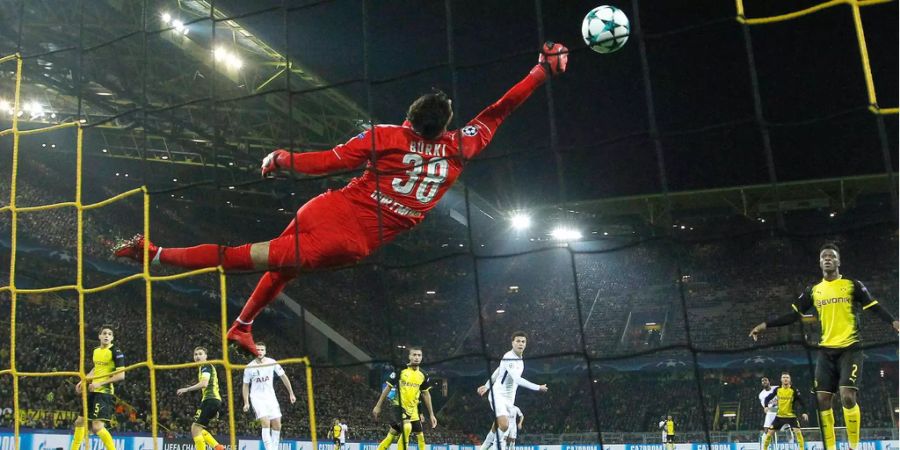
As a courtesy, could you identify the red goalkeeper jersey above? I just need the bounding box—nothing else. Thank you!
[279,66,548,228]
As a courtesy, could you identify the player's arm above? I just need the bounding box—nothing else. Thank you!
[853,280,899,331]
[422,389,437,428]
[517,411,524,430]
[76,368,95,393]
[241,373,251,412]
[502,361,547,392]
[177,367,210,395]
[793,389,808,422]
[261,130,378,177]
[763,390,777,406]
[477,366,502,396]
[750,287,813,340]
[460,42,567,160]
[275,363,296,403]
[372,381,393,418]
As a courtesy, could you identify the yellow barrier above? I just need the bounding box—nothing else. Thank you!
[0,53,318,450]
[735,0,898,115]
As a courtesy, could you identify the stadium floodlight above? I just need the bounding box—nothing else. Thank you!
[0,99,10,114]
[161,12,172,24]
[510,212,531,230]
[171,19,185,33]
[496,309,506,314]
[551,226,582,241]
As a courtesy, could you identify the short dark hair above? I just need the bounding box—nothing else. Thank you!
[193,346,208,354]
[98,325,115,335]
[511,331,527,341]
[407,89,452,140]
[819,243,840,255]
[408,346,423,353]
[256,342,266,348]
[781,371,790,376]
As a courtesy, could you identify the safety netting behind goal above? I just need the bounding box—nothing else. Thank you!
[0,1,897,450]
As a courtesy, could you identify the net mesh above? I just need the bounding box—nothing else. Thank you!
[0,0,897,449]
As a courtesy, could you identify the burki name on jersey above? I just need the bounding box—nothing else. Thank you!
[409,141,447,157]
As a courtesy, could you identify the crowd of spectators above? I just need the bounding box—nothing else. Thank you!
[0,151,897,441]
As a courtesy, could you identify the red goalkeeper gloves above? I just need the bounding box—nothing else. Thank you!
[261,149,290,177]
[538,41,568,76]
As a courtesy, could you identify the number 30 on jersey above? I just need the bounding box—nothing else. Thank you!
[391,154,449,204]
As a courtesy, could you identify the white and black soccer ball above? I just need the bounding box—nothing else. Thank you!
[582,5,630,54]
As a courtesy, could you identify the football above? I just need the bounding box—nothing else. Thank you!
[582,5,630,54]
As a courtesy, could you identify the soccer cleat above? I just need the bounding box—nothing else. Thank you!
[227,322,259,357]
[214,445,225,450]
[113,234,159,263]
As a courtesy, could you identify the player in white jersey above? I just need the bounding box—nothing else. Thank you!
[242,342,297,450]
[479,405,523,450]
[758,377,777,429]
[658,416,667,443]
[340,419,348,446]
[477,332,547,450]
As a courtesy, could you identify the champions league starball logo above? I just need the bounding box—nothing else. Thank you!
[744,355,775,364]
[461,125,478,136]
[656,359,686,368]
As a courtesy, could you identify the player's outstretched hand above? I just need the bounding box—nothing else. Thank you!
[176,388,187,396]
[539,41,568,76]
[372,406,381,419]
[800,413,809,423]
[476,385,488,396]
[75,381,83,394]
[243,403,250,413]
[749,323,766,341]
[289,393,297,404]
[538,384,549,393]
[261,149,289,177]
[892,320,899,333]
[430,415,438,429]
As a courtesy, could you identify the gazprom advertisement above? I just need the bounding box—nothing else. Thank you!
[0,432,894,450]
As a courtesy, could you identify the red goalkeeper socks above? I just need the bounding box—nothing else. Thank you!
[237,270,296,323]
[158,244,255,271]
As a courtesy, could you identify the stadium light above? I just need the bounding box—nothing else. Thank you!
[551,226,582,241]
[510,212,531,230]
[161,12,172,24]
[496,309,506,314]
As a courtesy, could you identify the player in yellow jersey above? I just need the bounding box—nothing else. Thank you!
[176,347,225,450]
[664,416,675,450]
[372,347,437,450]
[750,243,899,450]
[329,418,344,450]
[760,372,808,450]
[69,325,125,450]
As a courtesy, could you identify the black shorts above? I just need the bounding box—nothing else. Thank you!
[193,398,221,427]
[815,346,864,393]
[389,406,423,434]
[666,435,675,443]
[769,416,800,430]
[87,392,115,422]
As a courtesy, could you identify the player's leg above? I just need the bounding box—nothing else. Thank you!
[271,417,283,450]
[377,422,402,450]
[70,416,87,450]
[192,423,207,450]
[762,429,775,450]
[412,420,426,450]
[91,421,115,450]
[815,350,839,450]
[838,349,863,450]
[200,429,223,449]
[506,419,517,450]
[792,425,805,450]
[259,417,273,450]
[481,423,497,450]
[226,269,296,352]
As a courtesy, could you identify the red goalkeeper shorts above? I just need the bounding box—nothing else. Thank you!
[266,190,407,271]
